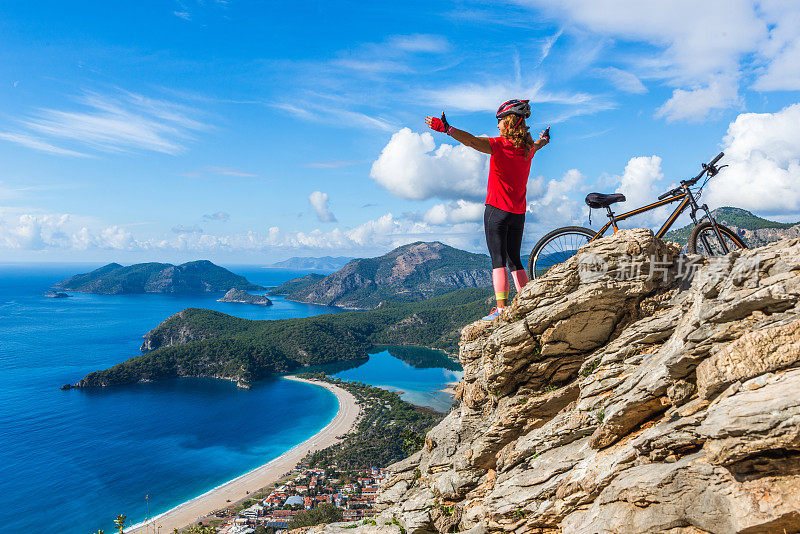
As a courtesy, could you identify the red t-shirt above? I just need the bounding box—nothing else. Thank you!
[486,136,533,214]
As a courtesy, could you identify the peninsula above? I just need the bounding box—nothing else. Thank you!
[56,260,264,295]
[73,288,487,388]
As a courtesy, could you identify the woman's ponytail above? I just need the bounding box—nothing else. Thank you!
[500,115,535,157]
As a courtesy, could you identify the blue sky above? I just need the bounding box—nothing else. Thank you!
[1,0,799,263]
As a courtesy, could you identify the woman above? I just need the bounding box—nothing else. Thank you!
[426,99,549,321]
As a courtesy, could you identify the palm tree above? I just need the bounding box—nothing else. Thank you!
[114,514,127,533]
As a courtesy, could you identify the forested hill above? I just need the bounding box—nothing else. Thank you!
[73,288,492,388]
[56,260,263,294]
[663,206,800,248]
[268,241,492,310]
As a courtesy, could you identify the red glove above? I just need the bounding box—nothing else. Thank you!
[429,117,447,132]
[425,112,453,134]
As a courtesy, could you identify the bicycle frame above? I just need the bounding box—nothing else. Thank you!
[588,185,730,253]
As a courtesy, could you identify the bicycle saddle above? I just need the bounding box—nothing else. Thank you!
[585,192,626,209]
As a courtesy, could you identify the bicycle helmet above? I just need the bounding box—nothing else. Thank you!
[496,99,531,119]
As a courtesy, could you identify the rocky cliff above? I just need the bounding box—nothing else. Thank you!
[270,242,491,310]
[140,309,211,352]
[301,229,800,534]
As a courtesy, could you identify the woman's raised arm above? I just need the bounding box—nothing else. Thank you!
[425,113,492,155]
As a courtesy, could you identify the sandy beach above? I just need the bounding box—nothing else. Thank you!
[437,381,459,395]
[126,376,361,534]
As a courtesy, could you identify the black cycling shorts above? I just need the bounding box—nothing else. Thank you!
[484,204,525,271]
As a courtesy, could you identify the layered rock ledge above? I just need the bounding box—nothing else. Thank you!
[299,229,800,534]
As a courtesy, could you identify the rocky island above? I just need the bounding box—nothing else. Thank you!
[294,229,800,534]
[55,260,263,295]
[269,241,492,310]
[217,288,272,306]
[44,291,69,298]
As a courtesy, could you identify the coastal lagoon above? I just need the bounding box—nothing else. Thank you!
[326,347,462,413]
[0,264,461,533]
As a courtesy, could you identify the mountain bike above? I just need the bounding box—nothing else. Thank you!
[526,152,748,280]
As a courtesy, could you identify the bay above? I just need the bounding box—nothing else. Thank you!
[0,264,343,533]
[0,264,461,533]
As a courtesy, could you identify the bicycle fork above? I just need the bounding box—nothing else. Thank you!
[687,191,730,254]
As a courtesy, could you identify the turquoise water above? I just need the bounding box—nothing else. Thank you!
[0,264,461,533]
[0,264,343,533]
[329,347,462,413]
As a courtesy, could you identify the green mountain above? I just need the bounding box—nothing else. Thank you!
[663,207,799,248]
[268,273,326,295]
[56,260,264,294]
[270,241,492,310]
[73,288,492,388]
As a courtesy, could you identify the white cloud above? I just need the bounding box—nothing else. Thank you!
[706,103,800,216]
[267,213,484,252]
[751,1,800,91]
[616,156,663,208]
[303,160,362,169]
[308,191,337,222]
[370,128,488,201]
[610,155,678,228]
[389,34,450,54]
[752,39,800,91]
[655,78,741,123]
[596,67,647,94]
[3,90,208,156]
[203,211,230,222]
[0,132,90,158]
[512,0,800,121]
[517,0,764,80]
[274,102,395,132]
[423,200,484,225]
[204,166,258,178]
[0,208,485,256]
[527,169,587,227]
[172,224,203,234]
[335,34,450,73]
[0,210,137,251]
[422,80,612,121]
[536,29,563,67]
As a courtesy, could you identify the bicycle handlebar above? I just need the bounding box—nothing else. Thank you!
[658,188,680,200]
[657,152,725,199]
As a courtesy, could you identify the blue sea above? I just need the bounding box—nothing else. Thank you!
[0,264,460,533]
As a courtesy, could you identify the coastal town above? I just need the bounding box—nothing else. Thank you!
[209,464,391,533]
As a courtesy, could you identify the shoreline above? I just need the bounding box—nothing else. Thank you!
[126,375,360,534]
[436,381,459,395]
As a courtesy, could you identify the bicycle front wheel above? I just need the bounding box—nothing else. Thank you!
[688,221,747,256]
[528,226,596,280]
